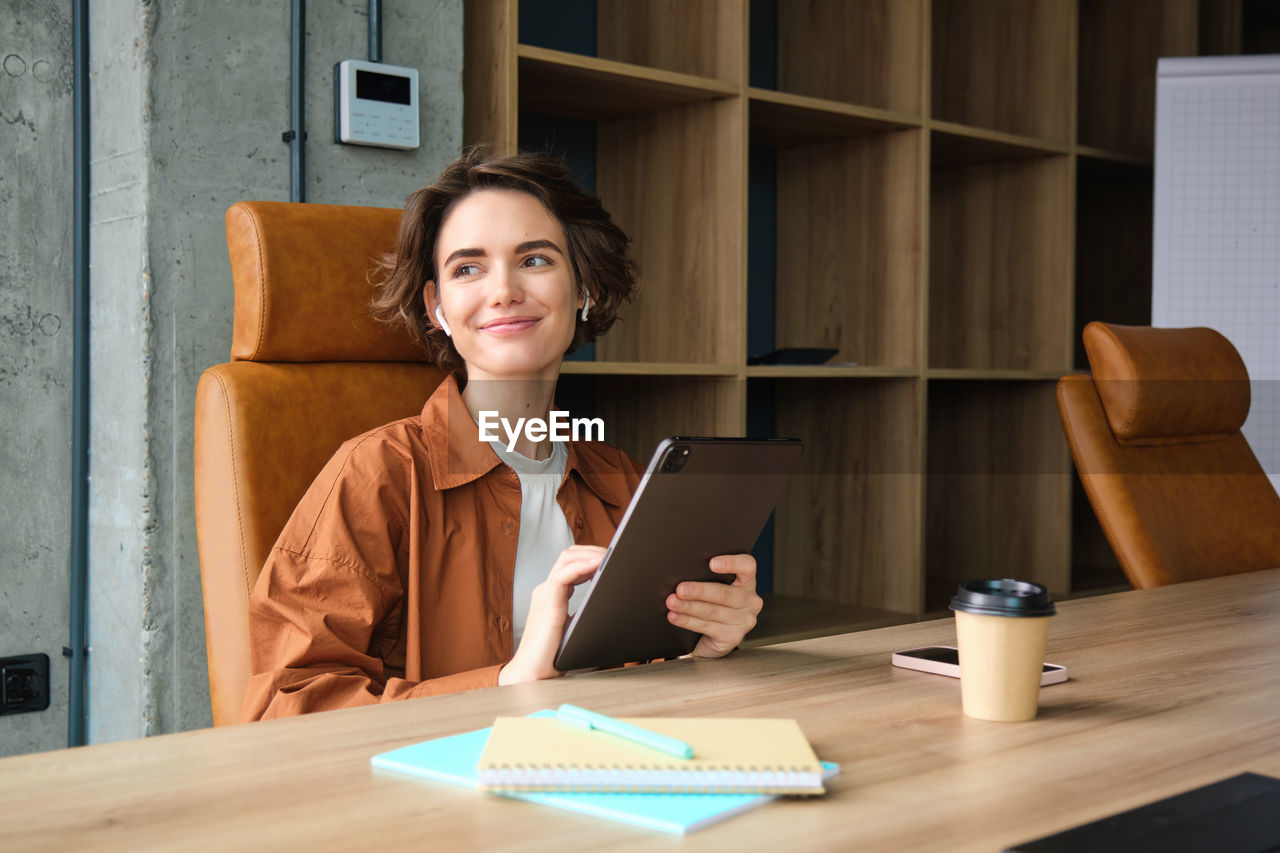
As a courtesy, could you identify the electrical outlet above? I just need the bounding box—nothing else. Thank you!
[0,653,50,715]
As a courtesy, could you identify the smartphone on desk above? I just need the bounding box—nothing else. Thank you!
[891,646,1068,686]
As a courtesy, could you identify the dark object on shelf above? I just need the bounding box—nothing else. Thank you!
[1007,772,1280,853]
[747,348,838,366]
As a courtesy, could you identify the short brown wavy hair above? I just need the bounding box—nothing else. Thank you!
[371,147,639,374]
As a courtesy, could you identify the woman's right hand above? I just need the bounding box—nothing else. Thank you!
[498,545,605,685]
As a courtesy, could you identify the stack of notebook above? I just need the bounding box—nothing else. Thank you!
[371,706,837,835]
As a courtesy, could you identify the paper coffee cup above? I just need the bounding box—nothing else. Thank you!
[950,579,1056,722]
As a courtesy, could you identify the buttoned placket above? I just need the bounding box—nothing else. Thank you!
[494,466,524,650]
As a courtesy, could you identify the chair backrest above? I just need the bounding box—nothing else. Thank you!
[194,201,445,726]
[1057,321,1280,589]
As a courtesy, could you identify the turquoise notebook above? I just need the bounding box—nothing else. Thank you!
[371,710,839,836]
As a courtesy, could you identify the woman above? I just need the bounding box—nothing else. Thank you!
[241,149,762,721]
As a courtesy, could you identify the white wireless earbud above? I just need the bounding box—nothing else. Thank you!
[434,306,452,337]
[580,291,591,322]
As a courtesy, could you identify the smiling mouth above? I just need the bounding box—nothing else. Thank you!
[479,317,540,334]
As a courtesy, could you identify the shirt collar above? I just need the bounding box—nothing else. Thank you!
[421,373,633,507]
[565,439,633,507]
[421,373,503,491]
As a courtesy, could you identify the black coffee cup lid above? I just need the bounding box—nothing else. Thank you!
[949,579,1056,617]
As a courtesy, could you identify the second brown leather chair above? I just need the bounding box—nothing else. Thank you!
[195,201,445,726]
[1057,321,1280,589]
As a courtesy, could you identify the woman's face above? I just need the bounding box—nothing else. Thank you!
[427,188,582,383]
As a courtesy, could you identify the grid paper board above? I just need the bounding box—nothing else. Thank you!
[1153,55,1280,486]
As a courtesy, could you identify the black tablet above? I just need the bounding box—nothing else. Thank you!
[554,436,804,672]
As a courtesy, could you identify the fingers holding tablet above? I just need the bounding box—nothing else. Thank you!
[708,553,759,587]
[670,553,764,659]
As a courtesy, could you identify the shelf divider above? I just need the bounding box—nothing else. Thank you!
[749,87,921,148]
[518,45,736,120]
[930,120,1070,167]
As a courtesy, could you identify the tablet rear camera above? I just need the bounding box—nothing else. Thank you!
[661,446,690,473]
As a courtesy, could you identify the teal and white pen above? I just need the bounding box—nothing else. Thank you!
[556,703,695,760]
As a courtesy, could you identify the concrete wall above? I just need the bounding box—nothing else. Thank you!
[0,0,74,758]
[0,0,462,754]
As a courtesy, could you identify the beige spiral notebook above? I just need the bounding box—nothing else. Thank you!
[475,717,825,794]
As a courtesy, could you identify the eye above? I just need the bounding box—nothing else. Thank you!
[450,262,480,279]
[521,254,552,269]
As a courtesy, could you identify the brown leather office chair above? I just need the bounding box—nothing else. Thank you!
[1057,321,1280,589]
[195,201,446,726]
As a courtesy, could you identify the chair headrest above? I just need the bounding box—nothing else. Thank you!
[1082,321,1250,445]
[226,201,429,362]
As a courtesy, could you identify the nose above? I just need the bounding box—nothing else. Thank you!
[485,261,523,306]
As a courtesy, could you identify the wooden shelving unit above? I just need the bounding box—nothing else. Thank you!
[465,0,1241,642]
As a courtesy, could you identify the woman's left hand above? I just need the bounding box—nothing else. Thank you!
[666,554,763,658]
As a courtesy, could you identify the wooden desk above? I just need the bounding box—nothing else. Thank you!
[5,569,1279,851]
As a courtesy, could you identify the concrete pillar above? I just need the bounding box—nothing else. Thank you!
[1,0,461,754]
[86,0,463,743]
[0,0,74,758]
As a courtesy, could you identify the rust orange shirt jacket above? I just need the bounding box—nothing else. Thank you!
[241,374,642,721]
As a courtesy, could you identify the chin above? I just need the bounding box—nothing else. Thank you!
[469,354,563,380]
[470,335,573,375]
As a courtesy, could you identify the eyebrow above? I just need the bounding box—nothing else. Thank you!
[515,239,564,256]
[442,247,485,268]
[441,239,564,270]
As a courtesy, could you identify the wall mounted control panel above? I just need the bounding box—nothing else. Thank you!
[1,653,49,715]
[334,59,419,150]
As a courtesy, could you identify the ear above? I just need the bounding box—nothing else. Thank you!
[423,282,442,330]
